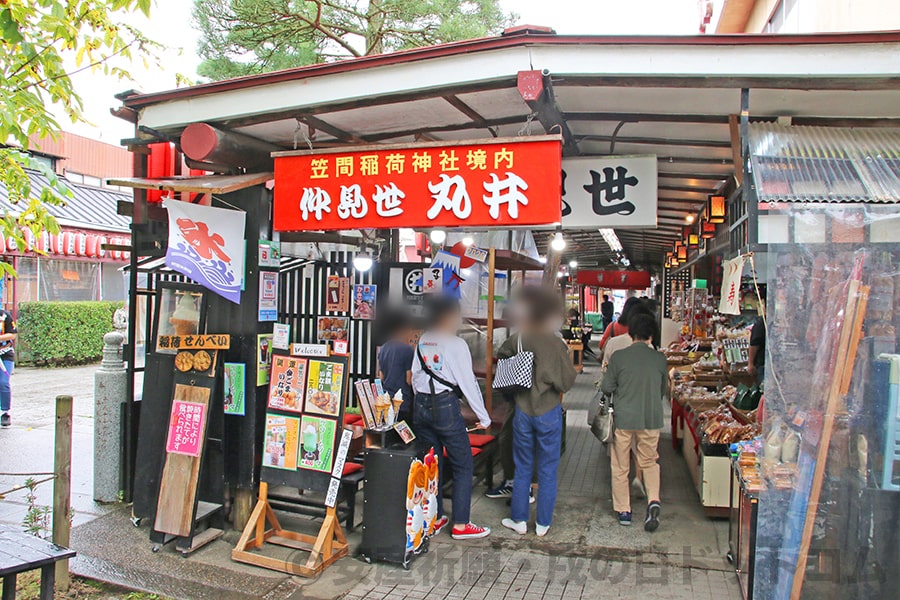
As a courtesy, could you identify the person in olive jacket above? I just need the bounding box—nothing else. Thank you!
[601,313,668,532]
[498,287,577,537]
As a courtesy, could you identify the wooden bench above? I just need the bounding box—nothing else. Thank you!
[0,526,76,600]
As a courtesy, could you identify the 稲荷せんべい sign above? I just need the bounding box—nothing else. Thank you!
[273,137,562,231]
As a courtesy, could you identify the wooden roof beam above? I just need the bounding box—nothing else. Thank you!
[443,95,498,137]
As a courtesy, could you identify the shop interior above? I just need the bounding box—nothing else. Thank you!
[107,32,900,598]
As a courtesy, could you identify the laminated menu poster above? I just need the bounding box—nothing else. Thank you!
[263,414,300,470]
[352,284,377,320]
[305,359,344,417]
[298,415,337,473]
[223,363,246,416]
[268,356,307,413]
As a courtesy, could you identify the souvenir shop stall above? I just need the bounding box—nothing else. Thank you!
[725,124,900,600]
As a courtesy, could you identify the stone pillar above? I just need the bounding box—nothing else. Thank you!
[94,332,126,503]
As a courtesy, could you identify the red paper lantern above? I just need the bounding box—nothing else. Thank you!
[701,220,716,240]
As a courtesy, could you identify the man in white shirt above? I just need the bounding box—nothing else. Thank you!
[412,297,492,540]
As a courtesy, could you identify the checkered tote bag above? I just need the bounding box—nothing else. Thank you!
[492,335,534,394]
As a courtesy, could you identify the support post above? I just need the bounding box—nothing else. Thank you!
[53,395,73,592]
[485,248,496,416]
[94,332,126,502]
[233,488,254,531]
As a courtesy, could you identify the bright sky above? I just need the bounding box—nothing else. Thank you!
[66,0,701,144]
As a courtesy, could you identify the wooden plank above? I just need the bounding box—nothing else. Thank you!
[789,282,868,599]
[180,527,223,553]
[154,384,211,537]
[268,536,315,551]
[107,172,273,195]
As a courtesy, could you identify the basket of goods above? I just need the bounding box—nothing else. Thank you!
[729,383,762,422]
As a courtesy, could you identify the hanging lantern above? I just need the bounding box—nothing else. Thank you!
[665,252,674,269]
[683,226,699,248]
[676,243,688,261]
[707,194,726,224]
[701,219,716,240]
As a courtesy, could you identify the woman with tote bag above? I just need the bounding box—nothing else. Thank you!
[496,287,577,537]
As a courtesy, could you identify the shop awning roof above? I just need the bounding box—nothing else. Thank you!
[107,172,273,195]
[116,30,900,266]
[750,123,900,203]
[0,169,131,233]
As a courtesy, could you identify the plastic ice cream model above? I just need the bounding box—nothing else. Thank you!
[391,389,404,424]
[169,293,200,335]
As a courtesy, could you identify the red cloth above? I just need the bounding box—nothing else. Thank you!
[343,413,364,426]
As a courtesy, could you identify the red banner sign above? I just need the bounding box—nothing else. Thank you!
[273,137,562,231]
[576,270,651,290]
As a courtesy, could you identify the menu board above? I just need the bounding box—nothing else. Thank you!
[305,359,344,417]
[267,356,307,413]
[260,354,350,492]
[263,414,300,470]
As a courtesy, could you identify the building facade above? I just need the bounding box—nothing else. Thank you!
[702,0,900,34]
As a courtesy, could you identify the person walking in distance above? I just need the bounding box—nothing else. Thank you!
[600,294,615,332]
[0,308,16,427]
[601,314,668,531]
[412,297,492,540]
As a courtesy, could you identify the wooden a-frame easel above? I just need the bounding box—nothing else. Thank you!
[231,482,348,577]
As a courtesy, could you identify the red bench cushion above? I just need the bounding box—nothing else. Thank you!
[343,414,364,426]
[467,433,496,448]
[342,462,364,477]
[442,447,483,458]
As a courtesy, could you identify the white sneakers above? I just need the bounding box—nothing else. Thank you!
[501,518,550,537]
[501,518,527,535]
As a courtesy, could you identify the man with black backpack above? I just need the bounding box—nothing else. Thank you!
[412,296,492,540]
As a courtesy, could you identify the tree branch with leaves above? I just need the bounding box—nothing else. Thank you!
[0,0,162,277]
[193,0,516,81]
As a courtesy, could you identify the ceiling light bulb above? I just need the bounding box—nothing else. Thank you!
[538,256,548,264]
[569,260,578,269]
[685,215,695,224]
[353,248,373,272]
[462,236,474,247]
[429,229,446,245]
[550,231,566,252]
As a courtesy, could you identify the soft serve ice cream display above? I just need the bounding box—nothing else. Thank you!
[169,293,200,335]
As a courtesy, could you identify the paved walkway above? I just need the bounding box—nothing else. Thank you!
[0,364,116,530]
[0,363,741,599]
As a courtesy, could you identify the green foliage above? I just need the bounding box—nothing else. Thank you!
[18,301,123,366]
[0,1,161,273]
[193,0,516,80]
[22,477,51,538]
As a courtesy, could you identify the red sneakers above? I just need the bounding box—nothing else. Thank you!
[431,515,450,535]
[451,522,491,540]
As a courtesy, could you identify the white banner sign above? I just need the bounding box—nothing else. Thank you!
[719,256,747,315]
[164,200,246,303]
[291,343,330,357]
[561,155,657,228]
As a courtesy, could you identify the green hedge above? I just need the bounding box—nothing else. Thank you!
[17,301,123,366]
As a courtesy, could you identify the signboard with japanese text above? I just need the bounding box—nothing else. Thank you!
[273,137,562,231]
[561,155,657,228]
[165,400,207,457]
[575,270,652,290]
[157,334,230,351]
[326,276,350,313]
[164,200,246,303]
